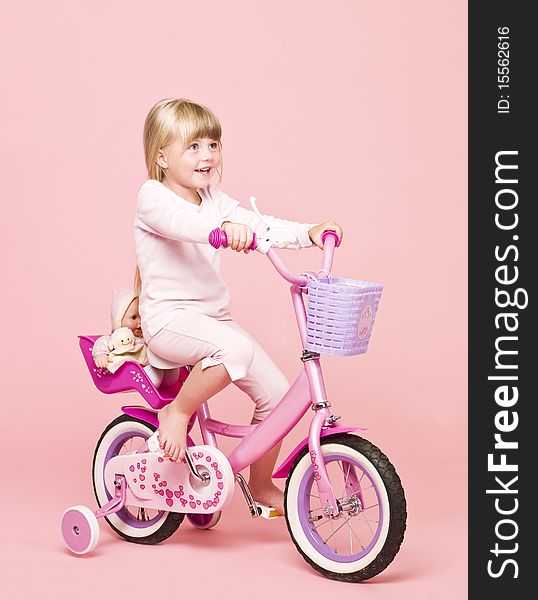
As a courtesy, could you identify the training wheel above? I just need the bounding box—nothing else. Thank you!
[61,505,100,554]
[187,511,222,530]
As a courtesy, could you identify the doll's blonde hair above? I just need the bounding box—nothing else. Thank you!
[143,98,222,182]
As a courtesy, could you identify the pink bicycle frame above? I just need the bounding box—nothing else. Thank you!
[194,231,345,513]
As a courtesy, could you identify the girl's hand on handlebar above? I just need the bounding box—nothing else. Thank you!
[221,221,254,253]
[308,222,343,249]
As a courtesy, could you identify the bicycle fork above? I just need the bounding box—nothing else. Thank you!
[308,403,363,519]
[302,351,346,519]
[308,404,341,517]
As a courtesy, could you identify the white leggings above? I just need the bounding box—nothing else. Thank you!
[147,312,289,420]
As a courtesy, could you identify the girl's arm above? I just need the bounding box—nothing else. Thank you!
[219,192,317,250]
[234,206,315,250]
[135,182,225,243]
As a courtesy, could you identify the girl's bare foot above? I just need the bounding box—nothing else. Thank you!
[248,482,285,515]
[157,402,191,462]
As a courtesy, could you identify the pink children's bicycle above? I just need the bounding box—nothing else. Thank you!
[62,207,406,583]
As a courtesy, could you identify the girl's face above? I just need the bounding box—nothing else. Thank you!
[158,137,221,194]
[121,298,142,338]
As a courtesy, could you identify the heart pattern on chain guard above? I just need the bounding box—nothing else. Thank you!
[104,445,234,513]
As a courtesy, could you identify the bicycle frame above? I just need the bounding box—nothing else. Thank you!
[190,236,347,512]
[195,343,339,510]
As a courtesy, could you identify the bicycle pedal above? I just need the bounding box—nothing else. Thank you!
[257,504,283,519]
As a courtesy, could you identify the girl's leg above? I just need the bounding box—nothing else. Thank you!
[147,313,256,462]
[158,361,230,462]
[143,364,164,387]
[247,424,284,514]
[224,321,290,514]
[161,367,180,386]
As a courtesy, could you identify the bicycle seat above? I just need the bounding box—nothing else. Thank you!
[79,335,189,410]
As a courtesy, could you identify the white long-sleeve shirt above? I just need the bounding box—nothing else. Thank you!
[134,179,315,339]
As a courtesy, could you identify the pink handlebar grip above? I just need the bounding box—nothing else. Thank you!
[209,228,258,250]
[320,230,341,247]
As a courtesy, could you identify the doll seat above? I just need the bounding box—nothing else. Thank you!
[79,335,189,410]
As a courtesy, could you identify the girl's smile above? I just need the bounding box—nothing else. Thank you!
[194,165,212,178]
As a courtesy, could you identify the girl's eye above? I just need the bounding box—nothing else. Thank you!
[189,143,199,150]
[209,142,218,150]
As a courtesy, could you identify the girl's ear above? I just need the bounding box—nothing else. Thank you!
[156,149,168,169]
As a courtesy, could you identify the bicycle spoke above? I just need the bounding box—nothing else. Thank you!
[316,513,369,555]
[329,517,337,553]
[362,503,379,511]
[322,517,351,546]
[357,512,375,536]
[345,515,366,550]
[338,461,351,499]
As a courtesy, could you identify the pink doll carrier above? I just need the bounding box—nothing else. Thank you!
[79,335,189,409]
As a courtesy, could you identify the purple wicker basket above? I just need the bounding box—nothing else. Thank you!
[305,277,383,356]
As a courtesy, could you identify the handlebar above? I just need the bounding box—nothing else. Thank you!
[208,228,258,251]
[319,231,339,275]
[208,227,340,287]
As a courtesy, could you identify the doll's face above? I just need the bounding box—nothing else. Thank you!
[121,298,142,338]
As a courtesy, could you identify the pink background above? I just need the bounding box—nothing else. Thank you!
[1,1,467,598]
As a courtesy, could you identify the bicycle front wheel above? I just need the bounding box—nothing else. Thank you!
[284,434,406,582]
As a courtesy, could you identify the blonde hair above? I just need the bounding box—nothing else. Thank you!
[143,98,222,182]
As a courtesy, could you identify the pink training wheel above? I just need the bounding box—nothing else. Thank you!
[208,228,258,250]
[61,505,100,554]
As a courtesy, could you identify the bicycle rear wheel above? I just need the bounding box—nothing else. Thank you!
[92,414,184,544]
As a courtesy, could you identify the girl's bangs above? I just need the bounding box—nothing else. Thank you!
[180,107,222,147]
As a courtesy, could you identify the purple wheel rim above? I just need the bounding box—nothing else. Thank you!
[297,453,384,562]
[102,429,165,528]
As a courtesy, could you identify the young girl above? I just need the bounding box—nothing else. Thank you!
[134,98,343,513]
